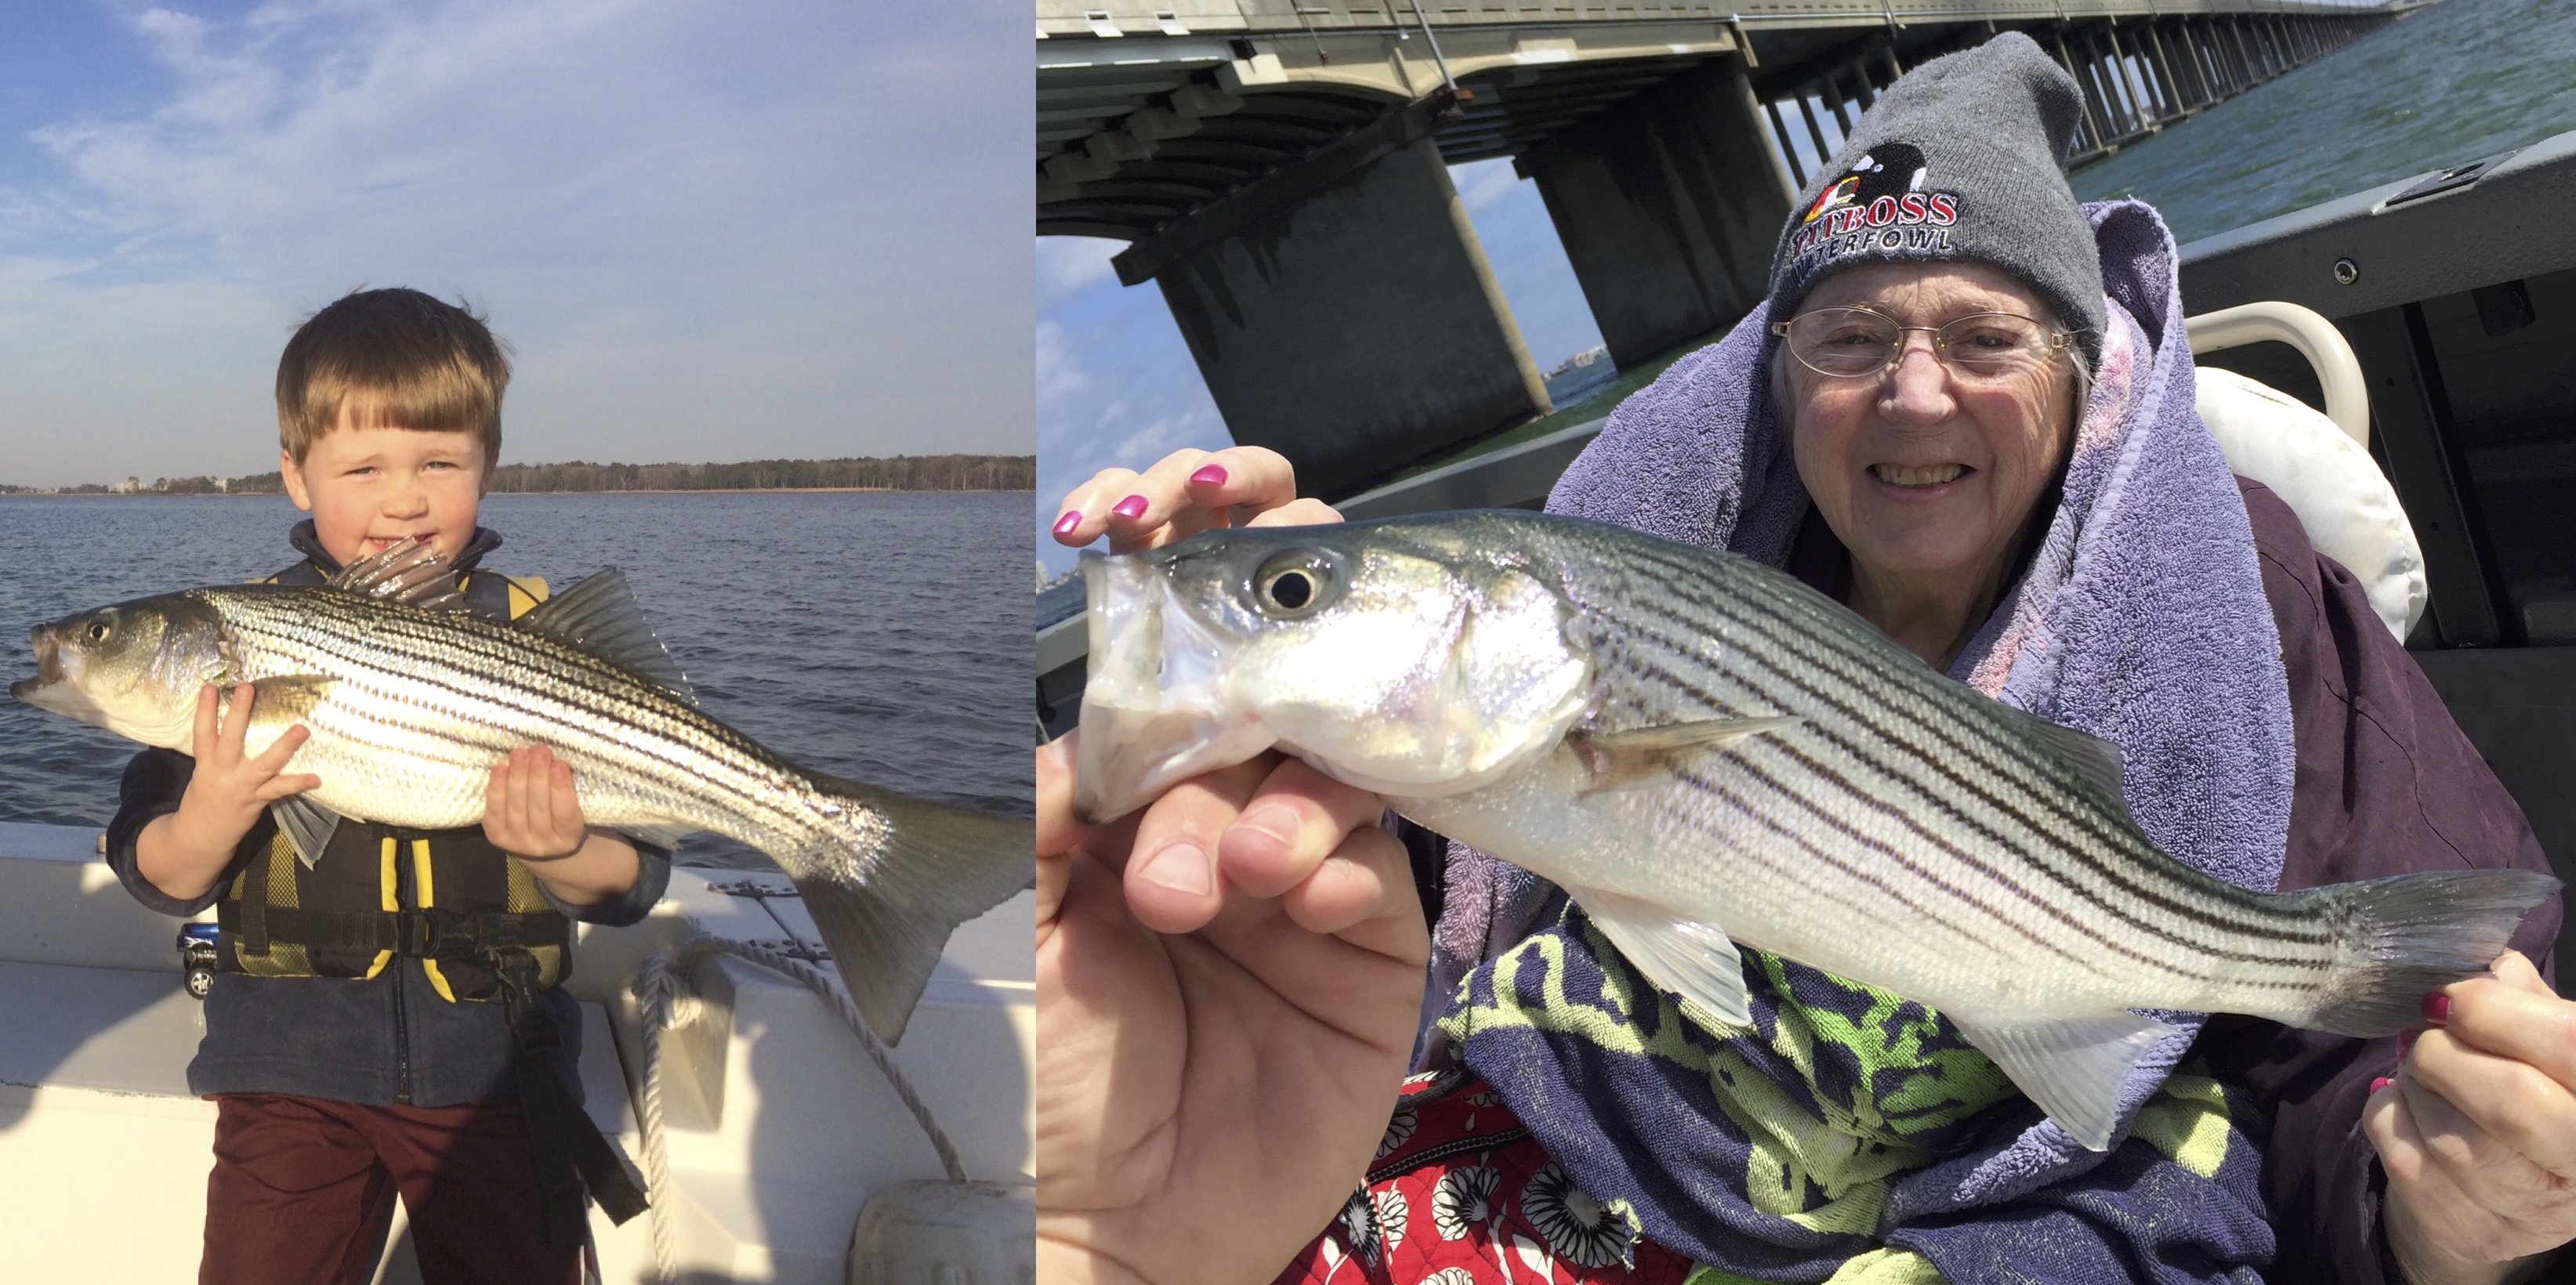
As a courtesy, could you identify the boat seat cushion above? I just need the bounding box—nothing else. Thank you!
[2196,365,2426,642]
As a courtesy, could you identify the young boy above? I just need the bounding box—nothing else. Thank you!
[106,288,668,1284]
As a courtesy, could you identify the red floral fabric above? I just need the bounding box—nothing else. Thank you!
[1274,1071,1696,1285]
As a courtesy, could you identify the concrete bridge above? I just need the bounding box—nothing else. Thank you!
[1038,0,2414,498]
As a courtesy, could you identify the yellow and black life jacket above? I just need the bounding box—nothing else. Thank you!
[212,568,572,1002]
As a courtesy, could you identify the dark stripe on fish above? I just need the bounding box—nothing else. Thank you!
[1585,600,2331,977]
[1595,557,2325,952]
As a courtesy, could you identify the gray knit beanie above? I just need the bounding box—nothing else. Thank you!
[1766,32,2107,351]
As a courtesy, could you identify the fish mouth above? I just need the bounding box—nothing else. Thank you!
[11,628,96,720]
[1074,552,1278,823]
[17,626,63,691]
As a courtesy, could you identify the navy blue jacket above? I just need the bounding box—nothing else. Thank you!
[105,523,672,1106]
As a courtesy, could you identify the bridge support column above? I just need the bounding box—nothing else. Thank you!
[1123,126,1549,501]
[1518,54,1796,368]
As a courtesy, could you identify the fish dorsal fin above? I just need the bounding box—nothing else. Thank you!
[1574,888,1752,1030]
[1944,1009,2182,1152]
[517,569,696,704]
[328,537,466,610]
[1995,705,2129,805]
[1567,715,1801,793]
[269,794,346,870]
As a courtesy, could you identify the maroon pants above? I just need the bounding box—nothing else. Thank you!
[201,1092,582,1285]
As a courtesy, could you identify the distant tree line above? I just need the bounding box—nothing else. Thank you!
[1,455,1034,495]
[485,455,1034,493]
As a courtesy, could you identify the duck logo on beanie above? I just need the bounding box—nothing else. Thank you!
[1788,142,1958,259]
[1765,33,2109,353]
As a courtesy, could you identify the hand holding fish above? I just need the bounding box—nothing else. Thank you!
[1035,733,1428,1285]
[2368,950,2576,1285]
[482,744,643,907]
[484,744,590,859]
[137,683,321,902]
[1050,445,1341,552]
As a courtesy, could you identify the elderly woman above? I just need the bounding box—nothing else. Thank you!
[1037,34,2574,1285]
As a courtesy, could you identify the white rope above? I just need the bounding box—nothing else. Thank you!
[629,946,686,1285]
[627,935,967,1283]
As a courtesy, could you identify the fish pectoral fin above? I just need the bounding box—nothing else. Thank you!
[269,794,346,870]
[1574,889,1752,1030]
[1994,707,2129,809]
[1945,1009,2184,1152]
[240,675,339,723]
[1568,715,1801,793]
[327,537,466,610]
[516,568,697,706]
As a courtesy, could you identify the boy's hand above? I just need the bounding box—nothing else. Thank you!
[139,683,321,902]
[172,682,321,851]
[484,745,589,860]
[484,746,643,907]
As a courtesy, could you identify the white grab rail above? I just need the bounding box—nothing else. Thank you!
[2183,301,2371,447]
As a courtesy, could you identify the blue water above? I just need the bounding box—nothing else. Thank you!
[0,491,1031,869]
[2071,0,2576,244]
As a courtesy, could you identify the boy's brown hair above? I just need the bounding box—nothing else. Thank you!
[277,288,511,466]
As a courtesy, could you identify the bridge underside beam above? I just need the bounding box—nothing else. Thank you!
[1136,131,1551,500]
[1523,54,1795,369]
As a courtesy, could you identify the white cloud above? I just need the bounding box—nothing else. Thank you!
[0,0,1030,485]
[1037,236,1122,309]
[1036,319,1087,405]
[1451,157,1524,214]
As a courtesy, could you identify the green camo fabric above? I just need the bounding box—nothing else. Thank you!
[1440,910,2255,1279]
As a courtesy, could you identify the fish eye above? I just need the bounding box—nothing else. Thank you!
[85,621,111,644]
[1252,552,1337,618]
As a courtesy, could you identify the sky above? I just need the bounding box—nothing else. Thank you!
[1034,156,1607,577]
[0,0,1028,487]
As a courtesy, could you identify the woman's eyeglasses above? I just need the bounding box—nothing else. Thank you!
[1770,306,2074,382]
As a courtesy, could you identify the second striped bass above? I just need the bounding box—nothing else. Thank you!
[13,541,1029,1043]
[1074,510,2555,1148]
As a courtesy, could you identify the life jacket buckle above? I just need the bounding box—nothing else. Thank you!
[494,949,560,1052]
[394,910,436,956]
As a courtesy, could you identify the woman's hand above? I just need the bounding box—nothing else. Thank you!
[2366,950,2576,1285]
[1050,445,1342,553]
[1036,733,1428,1285]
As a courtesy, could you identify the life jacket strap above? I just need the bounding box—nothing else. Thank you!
[496,950,649,1247]
[216,904,567,958]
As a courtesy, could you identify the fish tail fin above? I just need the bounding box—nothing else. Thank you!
[795,776,1034,1046]
[2303,869,2560,1037]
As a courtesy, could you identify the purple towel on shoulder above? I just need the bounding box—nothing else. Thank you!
[1427,199,2295,1214]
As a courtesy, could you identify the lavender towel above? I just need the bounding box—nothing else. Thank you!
[1427,199,2296,1217]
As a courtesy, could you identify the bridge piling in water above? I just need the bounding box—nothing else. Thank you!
[1520,53,1796,370]
[1114,123,1553,502]
[1040,1,2417,496]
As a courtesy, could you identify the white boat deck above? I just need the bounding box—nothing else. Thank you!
[0,820,1033,1283]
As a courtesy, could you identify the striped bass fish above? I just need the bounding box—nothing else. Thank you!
[13,541,1028,1043]
[1074,510,2556,1148]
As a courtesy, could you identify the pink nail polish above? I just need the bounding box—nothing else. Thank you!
[1190,465,1228,487]
[2396,1028,2417,1058]
[2370,1076,2393,1095]
[2422,992,2451,1026]
[1051,510,1081,536]
[1110,494,1149,520]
